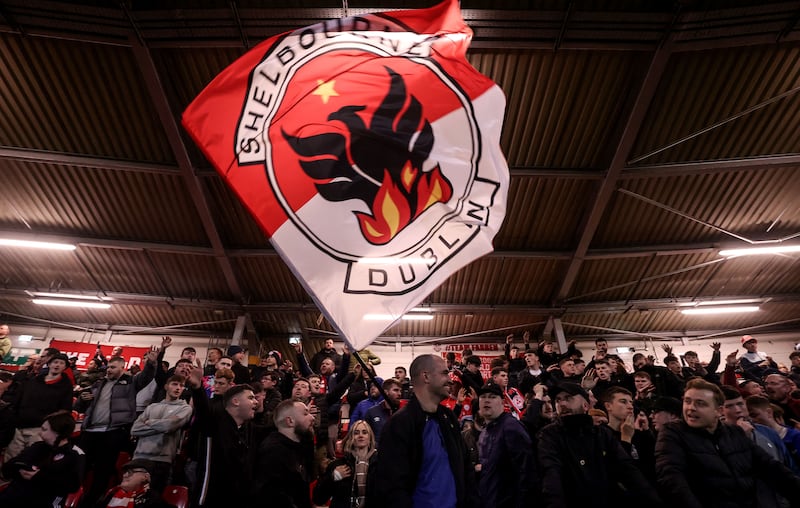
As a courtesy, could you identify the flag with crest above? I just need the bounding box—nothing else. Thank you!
[183,0,509,349]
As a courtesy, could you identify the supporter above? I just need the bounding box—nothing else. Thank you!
[346,363,381,409]
[789,351,800,386]
[517,348,544,395]
[461,413,484,476]
[130,374,194,494]
[77,358,104,388]
[633,352,684,399]
[313,420,377,508]
[747,394,800,468]
[649,396,682,433]
[602,386,656,481]
[476,383,536,508]
[656,378,800,507]
[536,340,569,368]
[370,354,478,508]
[188,367,259,508]
[633,370,657,413]
[310,338,342,373]
[257,371,282,427]
[720,385,797,474]
[0,410,85,508]
[764,373,800,426]
[0,322,11,358]
[538,382,663,507]
[0,370,16,449]
[739,335,778,380]
[488,366,524,418]
[252,399,316,508]
[364,378,403,442]
[546,357,581,387]
[394,365,412,399]
[212,368,234,398]
[572,358,586,376]
[504,332,528,388]
[249,355,272,383]
[585,338,608,370]
[77,346,159,506]
[226,345,250,384]
[4,352,73,461]
[682,343,721,383]
[460,355,485,394]
[203,347,223,376]
[96,459,168,508]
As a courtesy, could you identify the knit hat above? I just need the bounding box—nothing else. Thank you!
[227,345,244,356]
[549,382,590,402]
[477,383,503,397]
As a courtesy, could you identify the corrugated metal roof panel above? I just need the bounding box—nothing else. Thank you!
[0,160,209,245]
[233,257,310,303]
[595,166,800,248]
[630,45,800,165]
[0,33,173,162]
[496,176,595,250]
[75,248,172,296]
[203,176,271,248]
[471,50,649,169]
[0,248,94,290]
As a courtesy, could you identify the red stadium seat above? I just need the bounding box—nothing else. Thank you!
[162,484,189,508]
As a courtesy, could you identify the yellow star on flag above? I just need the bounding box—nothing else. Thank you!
[312,79,339,104]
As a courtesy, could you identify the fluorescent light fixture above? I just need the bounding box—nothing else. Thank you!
[364,313,434,321]
[31,292,107,301]
[32,298,111,309]
[357,257,431,265]
[681,306,759,315]
[0,238,76,251]
[719,245,800,257]
[18,335,33,342]
[408,307,435,313]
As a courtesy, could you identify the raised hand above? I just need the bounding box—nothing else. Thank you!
[506,334,514,345]
[710,342,721,351]
[661,344,673,355]
[160,336,172,350]
[523,331,530,344]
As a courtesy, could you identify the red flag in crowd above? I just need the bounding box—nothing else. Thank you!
[182,0,509,349]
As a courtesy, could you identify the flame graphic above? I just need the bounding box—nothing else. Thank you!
[283,66,453,245]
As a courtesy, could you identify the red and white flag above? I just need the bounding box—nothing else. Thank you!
[182,0,509,349]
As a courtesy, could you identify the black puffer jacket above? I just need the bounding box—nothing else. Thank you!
[78,361,154,430]
[655,420,800,508]
[537,414,664,508]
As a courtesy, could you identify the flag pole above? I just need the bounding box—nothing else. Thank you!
[349,344,399,411]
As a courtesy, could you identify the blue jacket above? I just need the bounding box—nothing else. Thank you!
[478,411,537,508]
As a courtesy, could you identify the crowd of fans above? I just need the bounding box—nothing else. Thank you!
[1,320,800,508]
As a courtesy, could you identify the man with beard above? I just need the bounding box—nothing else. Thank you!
[764,373,800,426]
[537,383,664,507]
[188,367,259,508]
[371,354,478,508]
[252,399,316,508]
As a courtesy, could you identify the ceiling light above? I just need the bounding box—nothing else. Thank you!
[31,292,108,301]
[680,306,759,315]
[364,313,434,321]
[719,245,800,257]
[32,298,111,309]
[0,239,76,251]
[357,257,431,265]
[18,335,33,342]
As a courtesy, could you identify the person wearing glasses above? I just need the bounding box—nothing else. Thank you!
[97,459,168,508]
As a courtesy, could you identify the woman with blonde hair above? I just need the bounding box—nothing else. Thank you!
[312,419,377,508]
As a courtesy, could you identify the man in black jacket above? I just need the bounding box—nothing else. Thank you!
[4,353,73,461]
[251,399,316,508]
[188,369,259,508]
[0,410,85,508]
[656,378,800,508]
[370,354,479,508]
[537,383,664,508]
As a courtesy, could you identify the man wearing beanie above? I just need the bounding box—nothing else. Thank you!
[227,345,251,384]
[537,383,664,507]
[4,352,73,461]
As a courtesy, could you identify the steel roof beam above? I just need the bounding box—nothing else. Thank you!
[127,35,244,299]
[554,40,674,302]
